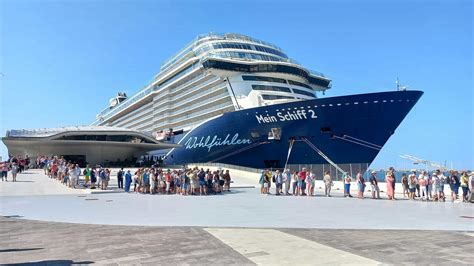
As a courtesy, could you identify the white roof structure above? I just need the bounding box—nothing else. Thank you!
[6,126,153,139]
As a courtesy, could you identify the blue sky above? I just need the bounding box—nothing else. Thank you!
[0,0,472,169]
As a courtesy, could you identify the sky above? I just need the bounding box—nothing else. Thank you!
[0,0,472,169]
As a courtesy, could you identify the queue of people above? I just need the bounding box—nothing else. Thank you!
[37,155,111,190]
[258,167,474,203]
[2,155,473,203]
[260,168,334,197]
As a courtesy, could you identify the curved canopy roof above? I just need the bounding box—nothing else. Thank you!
[5,126,160,144]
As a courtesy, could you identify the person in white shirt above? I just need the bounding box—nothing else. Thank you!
[418,171,428,200]
[69,164,77,189]
[436,170,446,201]
[74,164,81,187]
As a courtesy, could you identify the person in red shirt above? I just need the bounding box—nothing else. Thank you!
[51,163,58,179]
[299,168,307,196]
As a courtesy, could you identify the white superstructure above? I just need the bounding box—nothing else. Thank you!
[91,33,331,136]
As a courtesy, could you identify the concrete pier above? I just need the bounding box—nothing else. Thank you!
[1,169,473,265]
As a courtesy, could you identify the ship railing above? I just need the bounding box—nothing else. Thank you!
[97,62,201,123]
[161,32,284,72]
[154,80,224,116]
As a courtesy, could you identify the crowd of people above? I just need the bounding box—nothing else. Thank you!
[0,155,30,182]
[33,155,234,196]
[118,167,232,195]
[2,155,473,203]
[258,167,474,203]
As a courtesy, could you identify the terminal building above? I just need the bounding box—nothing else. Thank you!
[2,126,177,166]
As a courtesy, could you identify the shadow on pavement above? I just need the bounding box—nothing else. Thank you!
[0,248,43,253]
[4,260,94,265]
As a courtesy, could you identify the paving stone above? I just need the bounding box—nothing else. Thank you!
[0,217,254,265]
[279,228,474,265]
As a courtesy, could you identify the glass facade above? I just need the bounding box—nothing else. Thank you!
[292,88,315,97]
[252,85,291,93]
[242,75,286,84]
[288,80,313,90]
[209,42,287,58]
[208,51,284,63]
[261,95,295,100]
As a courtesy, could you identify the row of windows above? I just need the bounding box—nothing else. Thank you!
[243,75,314,91]
[243,75,286,84]
[261,95,295,100]
[210,51,284,63]
[201,42,288,59]
[252,85,291,93]
[288,80,313,90]
[58,135,154,143]
[252,84,314,98]
[202,59,331,88]
[292,88,315,97]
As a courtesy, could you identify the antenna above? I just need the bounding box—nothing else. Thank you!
[396,78,408,91]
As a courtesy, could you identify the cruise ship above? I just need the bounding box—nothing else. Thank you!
[92,33,423,171]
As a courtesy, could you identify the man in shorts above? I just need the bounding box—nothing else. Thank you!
[369,171,380,199]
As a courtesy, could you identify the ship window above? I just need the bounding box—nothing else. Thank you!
[292,88,315,97]
[252,85,291,93]
[261,94,295,100]
[243,75,286,84]
[288,80,313,90]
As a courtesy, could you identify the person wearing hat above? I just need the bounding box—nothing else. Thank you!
[369,171,380,199]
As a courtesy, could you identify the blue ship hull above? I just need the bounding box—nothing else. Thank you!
[165,90,423,169]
